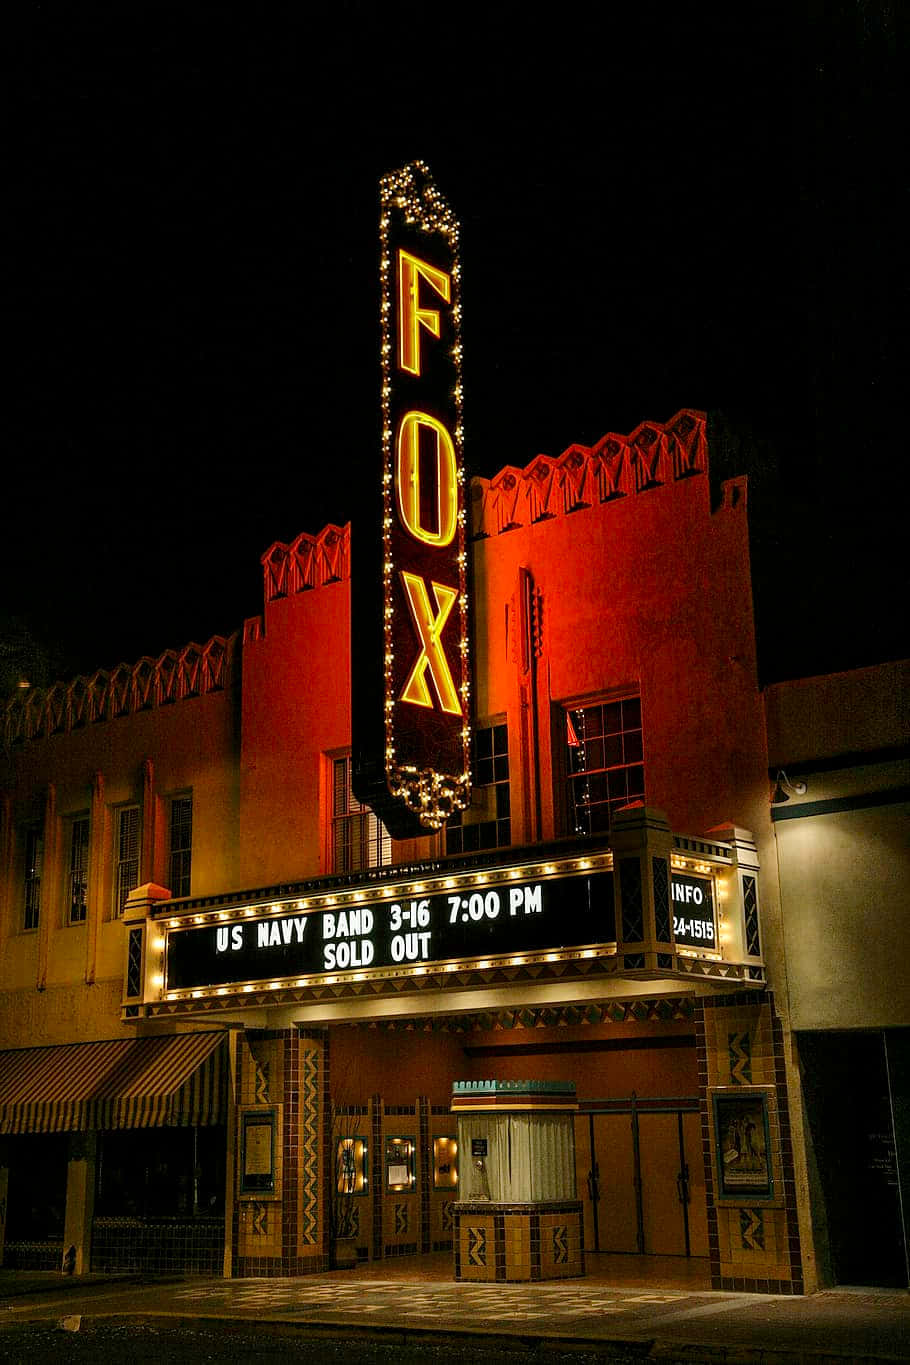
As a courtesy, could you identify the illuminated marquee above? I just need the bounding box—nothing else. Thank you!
[164,863,615,993]
[353,161,470,836]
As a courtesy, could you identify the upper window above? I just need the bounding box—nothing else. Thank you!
[446,723,511,854]
[115,805,141,914]
[332,756,391,874]
[67,815,90,924]
[23,825,43,930]
[168,795,193,899]
[566,696,644,836]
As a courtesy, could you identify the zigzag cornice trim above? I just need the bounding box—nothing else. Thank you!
[3,634,235,748]
[253,413,705,607]
[471,408,707,538]
[260,522,351,606]
[6,413,706,745]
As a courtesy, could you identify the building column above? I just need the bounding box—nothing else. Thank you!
[0,1138,8,1266]
[62,1132,96,1275]
[140,758,156,887]
[0,793,12,962]
[121,883,172,1020]
[707,824,763,972]
[611,805,676,972]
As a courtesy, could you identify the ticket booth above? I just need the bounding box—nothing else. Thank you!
[451,1079,584,1282]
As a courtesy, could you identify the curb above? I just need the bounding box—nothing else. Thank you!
[23,1312,907,1365]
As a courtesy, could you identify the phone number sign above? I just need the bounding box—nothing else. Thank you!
[165,871,615,991]
[671,872,716,948]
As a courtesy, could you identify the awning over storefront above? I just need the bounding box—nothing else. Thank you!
[0,1032,226,1134]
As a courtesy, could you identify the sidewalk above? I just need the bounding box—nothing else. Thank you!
[1,1265,908,1362]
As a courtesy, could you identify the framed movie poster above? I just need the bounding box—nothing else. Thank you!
[239,1106,280,1198]
[712,1089,774,1199]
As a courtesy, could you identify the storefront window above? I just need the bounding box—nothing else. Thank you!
[96,1127,225,1218]
[3,1134,67,1240]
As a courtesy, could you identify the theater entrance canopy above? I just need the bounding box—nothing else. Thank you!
[125,811,766,1027]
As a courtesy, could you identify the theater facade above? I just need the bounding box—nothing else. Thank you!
[0,398,817,1294]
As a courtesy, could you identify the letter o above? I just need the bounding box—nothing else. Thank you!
[396,411,458,547]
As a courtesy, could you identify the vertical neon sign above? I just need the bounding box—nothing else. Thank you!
[354,161,471,835]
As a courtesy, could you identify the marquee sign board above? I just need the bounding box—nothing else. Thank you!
[164,869,614,993]
[352,161,471,838]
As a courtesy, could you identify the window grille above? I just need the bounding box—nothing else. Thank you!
[566,696,645,835]
[446,723,511,854]
[68,816,90,924]
[168,796,193,898]
[23,826,43,930]
[115,805,140,914]
[332,757,390,874]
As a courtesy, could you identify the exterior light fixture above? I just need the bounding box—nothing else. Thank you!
[771,771,808,805]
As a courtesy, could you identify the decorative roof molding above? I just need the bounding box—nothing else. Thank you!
[2,635,235,749]
[261,523,350,604]
[471,409,707,539]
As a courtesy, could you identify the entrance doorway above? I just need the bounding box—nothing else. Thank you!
[575,1098,708,1259]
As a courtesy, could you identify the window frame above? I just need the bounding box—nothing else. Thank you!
[167,793,193,899]
[563,693,645,837]
[22,824,44,931]
[445,719,511,855]
[114,803,141,916]
[329,754,391,875]
[66,813,91,925]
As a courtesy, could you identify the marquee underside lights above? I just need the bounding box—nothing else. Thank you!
[353,161,471,837]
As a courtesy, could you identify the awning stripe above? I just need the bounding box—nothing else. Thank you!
[0,1033,226,1133]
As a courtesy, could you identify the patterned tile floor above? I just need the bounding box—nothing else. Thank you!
[167,1251,721,1332]
[171,1275,699,1328]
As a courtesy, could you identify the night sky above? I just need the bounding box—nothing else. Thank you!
[5,4,906,692]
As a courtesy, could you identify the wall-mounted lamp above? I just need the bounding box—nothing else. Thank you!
[771,771,808,805]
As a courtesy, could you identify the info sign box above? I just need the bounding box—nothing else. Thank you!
[670,872,717,949]
[165,870,614,992]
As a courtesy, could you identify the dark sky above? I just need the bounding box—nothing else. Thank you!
[6,3,907,689]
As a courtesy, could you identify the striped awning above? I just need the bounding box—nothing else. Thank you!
[0,1032,226,1134]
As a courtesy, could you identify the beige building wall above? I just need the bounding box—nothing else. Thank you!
[765,660,910,1032]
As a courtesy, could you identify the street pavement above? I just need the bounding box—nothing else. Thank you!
[0,1266,908,1362]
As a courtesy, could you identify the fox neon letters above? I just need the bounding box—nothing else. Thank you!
[396,409,458,548]
[399,572,460,713]
[395,251,461,716]
[397,249,451,376]
[371,161,470,832]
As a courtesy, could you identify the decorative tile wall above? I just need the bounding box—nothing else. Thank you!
[453,1202,583,1282]
[695,992,804,1294]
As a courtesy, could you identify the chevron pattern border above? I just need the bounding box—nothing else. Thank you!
[299,1045,319,1244]
[467,1227,487,1266]
[728,1031,752,1084]
[740,1207,765,1251]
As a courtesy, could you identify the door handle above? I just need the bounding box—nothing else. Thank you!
[676,1163,690,1205]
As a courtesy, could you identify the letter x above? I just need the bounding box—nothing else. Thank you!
[399,571,462,715]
